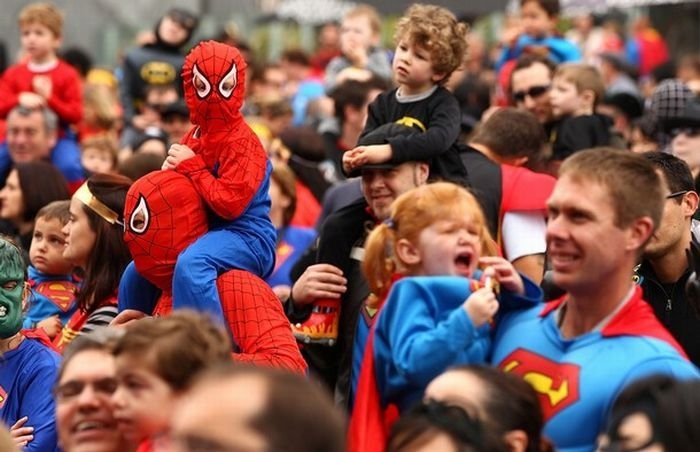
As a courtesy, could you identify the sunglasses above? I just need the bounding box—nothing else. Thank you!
[671,127,700,138]
[666,190,689,199]
[512,85,550,103]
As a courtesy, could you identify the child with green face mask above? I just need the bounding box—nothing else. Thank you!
[0,238,25,340]
[0,237,62,451]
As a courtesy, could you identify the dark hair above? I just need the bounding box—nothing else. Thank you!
[511,53,556,85]
[15,161,70,222]
[642,152,695,204]
[449,366,552,452]
[117,152,164,181]
[329,77,389,123]
[59,46,93,78]
[604,375,700,451]
[35,199,70,225]
[388,399,508,452]
[520,0,560,17]
[280,48,311,67]
[196,364,346,452]
[471,107,547,162]
[77,174,132,312]
[113,310,231,391]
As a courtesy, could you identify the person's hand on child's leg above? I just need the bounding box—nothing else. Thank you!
[479,256,525,295]
[18,92,46,109]
[464,287,499,327]
[162,143,196,170]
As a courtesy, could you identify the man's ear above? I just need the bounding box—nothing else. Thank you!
[683,191,700,218]
[395,238,421,267]
[503,429,529,452]
[415,162,430,185]
[627,216,655,252]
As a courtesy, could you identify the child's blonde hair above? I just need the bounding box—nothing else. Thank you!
[81,134,119,169]
[394,4,469,84]
[18,2,63,38]
[35,199,70,226]
[554,63,605,107]
[344,4,382,36]
[363,182,497,300]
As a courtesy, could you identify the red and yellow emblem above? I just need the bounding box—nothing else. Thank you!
[33,281,78,312]
[499,349,581,420]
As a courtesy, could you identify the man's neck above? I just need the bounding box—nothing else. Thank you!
[648,236,692,284]
[560,271,634,338]
[468,142,498,163]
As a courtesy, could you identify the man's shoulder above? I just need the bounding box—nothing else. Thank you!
[323,199,371,232]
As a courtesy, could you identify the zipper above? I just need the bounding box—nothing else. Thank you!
[665,298,672,325]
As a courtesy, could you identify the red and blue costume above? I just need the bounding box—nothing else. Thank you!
[348,274,543,452]
[492,287,700,452]
[22,265,78,329]
[122,170,306,373]
[119,41,276,323]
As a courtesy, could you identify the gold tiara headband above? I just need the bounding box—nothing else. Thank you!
[74,182,123,227]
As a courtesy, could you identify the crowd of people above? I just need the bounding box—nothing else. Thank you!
[1,0,700,451]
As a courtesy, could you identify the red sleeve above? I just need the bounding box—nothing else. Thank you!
[176,127,267,220]
[0,65,26,117]
[218,270,307,374]
[45,61,83,125]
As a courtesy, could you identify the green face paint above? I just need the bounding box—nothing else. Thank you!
[0,240,25,339]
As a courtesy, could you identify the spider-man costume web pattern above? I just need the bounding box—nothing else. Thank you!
[119,41,276,322]
[123,170,306,373]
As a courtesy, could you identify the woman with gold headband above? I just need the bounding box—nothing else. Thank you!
[54,174,132,352]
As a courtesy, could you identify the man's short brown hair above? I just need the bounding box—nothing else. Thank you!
[471,107,547,163]
[559,147,663,231]
[19,2,63,38]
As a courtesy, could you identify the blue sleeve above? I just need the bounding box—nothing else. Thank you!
[50,137,85,185]
[117,261,161,314]
[21,355,60,452]
[625,40,640,69]
[0,142,11,182]
[376,278,486,389]
[544,37,582,64]
[498,275,543,312]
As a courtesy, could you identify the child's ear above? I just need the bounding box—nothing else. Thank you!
[580,89,596,107]
[431,71,447,83]
[395,238,421,267]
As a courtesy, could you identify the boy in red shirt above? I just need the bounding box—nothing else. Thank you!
[0,3,82,128]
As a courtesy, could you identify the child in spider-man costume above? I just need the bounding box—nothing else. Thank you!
[122,169,306,373]
[119,41,276,322]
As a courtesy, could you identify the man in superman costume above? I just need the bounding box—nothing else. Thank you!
[121,169,306,373]
[119,40,276,322]
[491,149,699,452]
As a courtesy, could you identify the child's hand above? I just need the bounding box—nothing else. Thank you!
[18,92,46,109]
[464,287,499,327]
[37,315,62,339]
[342,144,392,173]
[163,144,195,170]
[479,256,525,295]
[10,416,34,448]
[110,309,149,328]
[345,43,369,68]
[32,75,52,99]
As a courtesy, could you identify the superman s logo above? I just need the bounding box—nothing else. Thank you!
[499,349,581,420]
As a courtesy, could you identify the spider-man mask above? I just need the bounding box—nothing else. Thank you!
[182,40,247,131]
[123,171,208,291]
